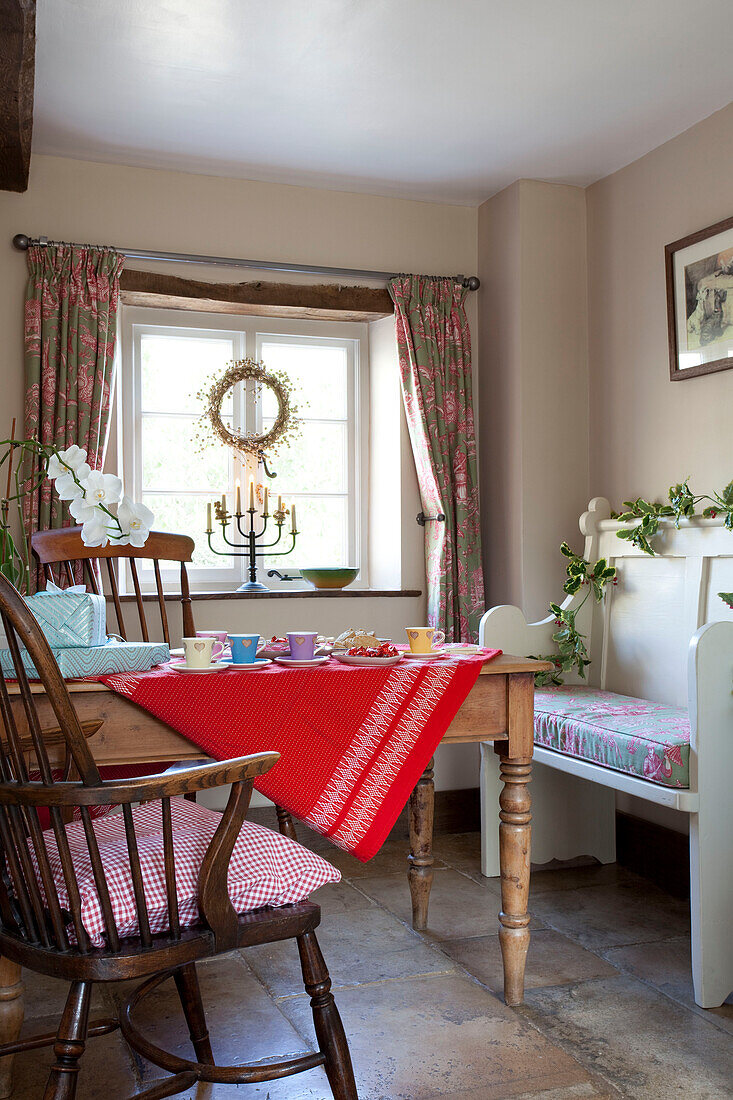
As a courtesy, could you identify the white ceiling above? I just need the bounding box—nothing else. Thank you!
[33,0,733,206]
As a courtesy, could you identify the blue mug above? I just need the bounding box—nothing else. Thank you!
[228,633,260,664]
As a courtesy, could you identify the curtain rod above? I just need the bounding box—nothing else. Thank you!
[11,234,480,291]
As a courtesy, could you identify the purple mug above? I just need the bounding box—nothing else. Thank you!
[287,631,318,660]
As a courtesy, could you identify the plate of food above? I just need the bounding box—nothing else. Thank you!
[331,644,403,667]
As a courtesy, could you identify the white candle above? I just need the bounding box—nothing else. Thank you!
[249,477,255,511]
[206,503,212,532]
[221,493,226,515]
[235,479,242,515]
[277,494,283,515]
[291,503,297,533]
[263,486,269,515]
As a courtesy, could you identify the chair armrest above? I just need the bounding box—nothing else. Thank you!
[0,751,280,807]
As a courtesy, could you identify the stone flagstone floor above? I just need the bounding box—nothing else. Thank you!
[10,814,733,1099]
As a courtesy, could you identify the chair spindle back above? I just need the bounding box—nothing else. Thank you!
[31,527,196,644]
[0,573,191,959]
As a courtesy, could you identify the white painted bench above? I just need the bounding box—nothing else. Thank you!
[479,497,733,1009]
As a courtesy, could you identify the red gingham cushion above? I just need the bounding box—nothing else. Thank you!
[35,798,340,948]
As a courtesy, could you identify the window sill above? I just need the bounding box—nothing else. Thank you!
[113,588,422,602]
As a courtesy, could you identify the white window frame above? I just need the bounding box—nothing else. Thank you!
[118,306,369,593]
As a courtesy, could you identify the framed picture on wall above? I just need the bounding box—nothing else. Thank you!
[666,214,733,380]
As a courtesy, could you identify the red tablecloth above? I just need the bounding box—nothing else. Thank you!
[99,651,500,860]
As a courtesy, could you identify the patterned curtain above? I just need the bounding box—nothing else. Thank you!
[23,244,124,588]
[389,275,484,641]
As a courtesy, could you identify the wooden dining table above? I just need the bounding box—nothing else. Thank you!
[0,653,549,1097]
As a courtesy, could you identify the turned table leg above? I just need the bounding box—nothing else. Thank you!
[0,957,23,1098]
[497,755,532,1006]
[408,757,435,931]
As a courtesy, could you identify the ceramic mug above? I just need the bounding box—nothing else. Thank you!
[228,633,260,664]
[287,631,318,660]
[182,636,218,668]
[405,626,446,654]
[195,630,228,661]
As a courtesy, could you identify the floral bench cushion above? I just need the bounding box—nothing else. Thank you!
[533,686,690,788]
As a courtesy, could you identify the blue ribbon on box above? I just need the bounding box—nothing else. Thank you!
[23,581,107,649]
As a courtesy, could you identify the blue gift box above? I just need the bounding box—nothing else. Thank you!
[23,583,107,649]
[0,639,170,680]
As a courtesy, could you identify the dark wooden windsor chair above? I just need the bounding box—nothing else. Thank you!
[30,527,197,644]
[0,573,358,1098]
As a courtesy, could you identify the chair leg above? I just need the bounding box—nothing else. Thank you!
[297,931,357,1100]
[173,963,214,1064]
[43,981,91,1100]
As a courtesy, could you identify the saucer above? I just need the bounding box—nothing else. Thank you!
[274,655,330,668]
[171,662,230,674]
[225,658,272,671]
[403,649,448,660]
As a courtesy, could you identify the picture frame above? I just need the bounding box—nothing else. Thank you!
[665,214,733,381]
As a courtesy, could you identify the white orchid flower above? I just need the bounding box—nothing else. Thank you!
[54,472,88,501]
[47,445,90,480]
[80,516,111,548]
[117,497,155,548]
[69,496,99,524]
[81,470,123,508]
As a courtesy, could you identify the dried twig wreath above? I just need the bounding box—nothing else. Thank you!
[197,358,299,460]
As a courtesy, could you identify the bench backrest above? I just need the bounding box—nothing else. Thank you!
[581,498,733,707]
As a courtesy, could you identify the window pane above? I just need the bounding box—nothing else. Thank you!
[141,334,236,414]
[264,496,348,570]
[142,416,230,492]
[262,420,347,493]
[259,342,347,420]
[142,494,228,570]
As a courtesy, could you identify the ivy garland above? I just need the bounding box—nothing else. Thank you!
[532,478,733,685]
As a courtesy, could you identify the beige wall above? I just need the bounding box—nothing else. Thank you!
[0,154,480,796]
[586,102,733,834]
[586,102,733,502]
[477,179,589,621]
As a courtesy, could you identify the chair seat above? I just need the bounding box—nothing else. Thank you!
[35,798,340,948]
[534,686,691,788]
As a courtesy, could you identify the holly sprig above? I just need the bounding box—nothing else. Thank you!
[532,545,617,687]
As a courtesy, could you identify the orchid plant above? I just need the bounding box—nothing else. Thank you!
[47,445,154,549]
[0,436,154,594]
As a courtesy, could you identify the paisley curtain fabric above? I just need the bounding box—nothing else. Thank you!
[389,275,484,641]
[23,244,124,589]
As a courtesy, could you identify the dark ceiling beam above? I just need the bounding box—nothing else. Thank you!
[0,0,35,192]
[120,268,394,321]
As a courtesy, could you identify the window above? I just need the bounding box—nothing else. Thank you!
[119,308,368,591]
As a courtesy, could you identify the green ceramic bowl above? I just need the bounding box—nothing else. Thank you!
[300,567,360,590]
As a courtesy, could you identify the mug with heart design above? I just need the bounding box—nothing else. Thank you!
[182,636,218,668]
[228,633,260,665]
[287,631,318,660]
[405,626,446,654]
[196,630,229,661]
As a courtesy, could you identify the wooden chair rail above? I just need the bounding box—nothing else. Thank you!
[0,752,280,806]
